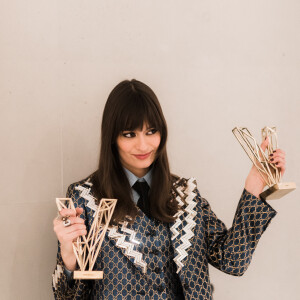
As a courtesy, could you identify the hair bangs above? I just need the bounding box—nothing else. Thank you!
[115,92,163,135]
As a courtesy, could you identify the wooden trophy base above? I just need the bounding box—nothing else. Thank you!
[260,182,296,200]
[73,271,103,280]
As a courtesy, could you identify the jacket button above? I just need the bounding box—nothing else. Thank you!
[151,249,159,255]
[183,283,189,290]
[154,267,161,273]
[157,285,164,292]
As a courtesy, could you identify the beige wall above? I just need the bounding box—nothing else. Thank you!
[1,1,299,299]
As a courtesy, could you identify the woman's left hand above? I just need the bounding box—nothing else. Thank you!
[244,137,286,198]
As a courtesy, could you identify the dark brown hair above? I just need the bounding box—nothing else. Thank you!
[91,79,179,224]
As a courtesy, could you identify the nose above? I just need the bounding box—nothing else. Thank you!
[135,135,148,152]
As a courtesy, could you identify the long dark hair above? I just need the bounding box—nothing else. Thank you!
[91,79,179,224]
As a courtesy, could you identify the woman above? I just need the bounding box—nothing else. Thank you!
[52,79,285,300]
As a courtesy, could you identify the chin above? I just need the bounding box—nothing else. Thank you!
[137,159,153,169]
[138,162,152,169]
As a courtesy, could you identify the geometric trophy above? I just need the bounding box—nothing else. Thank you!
[56,197,117,279]
[232,126,296,200]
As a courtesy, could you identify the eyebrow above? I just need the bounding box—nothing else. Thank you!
[122,126,155,132]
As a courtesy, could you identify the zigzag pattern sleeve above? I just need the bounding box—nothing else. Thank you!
[201,188,277,276]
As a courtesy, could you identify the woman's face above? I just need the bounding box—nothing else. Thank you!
[116,123,161,178]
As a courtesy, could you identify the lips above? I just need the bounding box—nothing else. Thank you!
[133,151,152,160]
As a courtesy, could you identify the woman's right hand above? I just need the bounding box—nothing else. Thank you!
[53,207,87,271]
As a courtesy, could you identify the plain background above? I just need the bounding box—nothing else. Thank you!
[1,1,299,299]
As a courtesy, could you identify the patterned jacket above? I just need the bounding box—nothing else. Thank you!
[52,176,276,300]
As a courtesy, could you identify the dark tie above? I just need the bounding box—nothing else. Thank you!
[132,181,151,218]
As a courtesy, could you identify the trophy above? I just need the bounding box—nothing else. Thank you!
[56,197,117,279]
[232,126,296,200]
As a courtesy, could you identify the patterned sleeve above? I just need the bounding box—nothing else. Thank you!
[52,183,92,299]
[200,188,277,276]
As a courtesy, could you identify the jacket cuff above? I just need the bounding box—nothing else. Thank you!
[243,188,277,215]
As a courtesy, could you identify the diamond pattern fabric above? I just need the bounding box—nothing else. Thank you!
[52,176,276,300]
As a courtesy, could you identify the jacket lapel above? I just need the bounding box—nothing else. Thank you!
[107,218,147,274]
[75,179,147,274]
[169,178,198,274]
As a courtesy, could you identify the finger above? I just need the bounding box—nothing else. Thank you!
[55,224,87,239]
[275,162,285,169]
[59,230,87,243]
[75,207,84,217]
[59,208,77,217]
[270,152,285,160]
[69,216,85,224]
[54,214,82,227]
[276,163,286,174]
[260,136,269,152]
[269,157,285,165]
[273,149,285,156]
[66,229,87,242]
[55,216,84,227]
[56,207,83,221]
[54,211,85,226]
[57,221,86,232]
[64,223,86,233]
[271,160,286,174]
[275,161,285,168]
[53,218,61,226]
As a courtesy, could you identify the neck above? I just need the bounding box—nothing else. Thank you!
[130,168,149,178]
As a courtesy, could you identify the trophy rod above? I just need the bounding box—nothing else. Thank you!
[261,126,281,183]
[232,127,276,187]
[56,197,117,279]
[232,126,296,200]
[90,199,117,269]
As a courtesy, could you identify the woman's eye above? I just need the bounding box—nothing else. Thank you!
[147,129,157,135]
[122,132,136,138]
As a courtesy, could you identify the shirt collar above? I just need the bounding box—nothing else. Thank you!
[123,167,153,188]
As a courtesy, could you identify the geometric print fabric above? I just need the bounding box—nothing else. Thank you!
[52,176,277,299]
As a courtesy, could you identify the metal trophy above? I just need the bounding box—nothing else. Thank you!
[56,197,117,279]
[232,126,296,200]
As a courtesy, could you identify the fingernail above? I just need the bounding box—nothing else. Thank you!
[276,162,278,165]
[270,153,273,157]
[274,150,276,152]
[271,158,274,162]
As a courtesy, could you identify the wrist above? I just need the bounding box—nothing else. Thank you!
[62,255,77,271]
[245,178,265,198]
[244,185,263,198]
[245,166,266,198]
[61,244,77,271]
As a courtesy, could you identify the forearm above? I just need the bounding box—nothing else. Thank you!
[61,245,77,271]
[53,243,88,299]
[207,189,276,276]
[244,165,265,198]
[53,250,77,298]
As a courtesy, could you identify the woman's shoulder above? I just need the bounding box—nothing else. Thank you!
[170,174,209,209]
[171,173,198,189]
[66,173,95,197]
[171,173,202,199]
[68,176,93,189]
